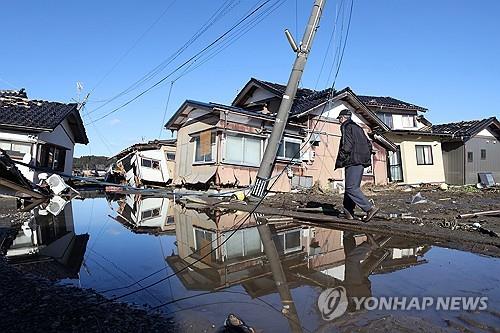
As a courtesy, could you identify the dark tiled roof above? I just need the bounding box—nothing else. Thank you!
[431,117,499,138]
[0,89,88,144]
[357,95,428,112]
[251,79,334,115]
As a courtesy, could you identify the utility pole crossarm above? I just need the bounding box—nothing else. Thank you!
[251,0,327,198]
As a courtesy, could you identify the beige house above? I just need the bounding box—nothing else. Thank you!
[358,96,448,185]
[165,78,396,192]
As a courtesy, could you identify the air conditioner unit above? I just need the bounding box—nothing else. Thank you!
[47,196,68,216]
[46,174,69,195]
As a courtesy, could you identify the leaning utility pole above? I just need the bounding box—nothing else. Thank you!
[251,0,327,198]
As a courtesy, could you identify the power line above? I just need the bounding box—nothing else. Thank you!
[89,0,178,95]
[84,0,274,126]
[86,0,240,117]
[158,81,175,138]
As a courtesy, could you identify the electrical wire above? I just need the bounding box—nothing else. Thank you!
[158,81,175,138]
[85,0,241,117]
[84,0,275,125]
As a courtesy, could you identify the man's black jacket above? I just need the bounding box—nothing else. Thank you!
[335,119,373,169]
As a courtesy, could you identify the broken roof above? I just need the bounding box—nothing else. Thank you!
[431,117,500,139]
[0,89,88,144]
[114,139,177,160]
[357,95,428,112]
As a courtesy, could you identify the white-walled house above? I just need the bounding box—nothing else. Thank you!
[358,95,448,185]
[0,89,88,182]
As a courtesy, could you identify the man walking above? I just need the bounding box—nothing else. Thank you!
[335,109,379,222]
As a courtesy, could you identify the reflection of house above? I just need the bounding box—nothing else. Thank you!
[167,206,430,297]
[4,202,88,280]
[0,89,88,182]
[431,117,500,185]
[114,195,175,234]
[110,139,176,187]
[165,78,396,191]
[358,95,447,184]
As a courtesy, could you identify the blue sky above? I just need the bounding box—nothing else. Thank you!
[1,0,499,157]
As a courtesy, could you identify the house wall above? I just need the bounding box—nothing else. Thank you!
[387,134,445,184]
[174,120,217,184]
[464,133,500,185]
[304,103,388,189]
[441,141,465,185]
[136,149,170,183]
[0,129,38,181]
[163,145,176,181]
[370,106,422,130]
[38,119,76,179]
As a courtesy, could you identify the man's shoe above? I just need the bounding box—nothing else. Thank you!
[363,206,380,222]
[343,208,354,220]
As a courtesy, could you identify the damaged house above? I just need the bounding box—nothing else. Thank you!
[109,139,176,187]
[165,78,396,192]
[0,89,88,183]
[431,117,500,185]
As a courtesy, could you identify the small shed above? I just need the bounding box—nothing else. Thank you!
[432,117,500,185]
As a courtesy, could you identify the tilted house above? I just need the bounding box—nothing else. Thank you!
[431,117,500,185]
[358,95,448,185]
[0,89,88,182]
[165,78,396,192]
[111,139,176,187]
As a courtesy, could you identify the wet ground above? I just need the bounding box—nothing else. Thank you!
[1,193,500,332]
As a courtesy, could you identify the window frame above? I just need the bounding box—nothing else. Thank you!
[401,114,416,128]
[415,145,434,165]
[0,140,33,160]
[377,112,394,129]
[193,131,216,164]
[37,143,67,171]
[467,151,474,163]
[276,137,302,162]
[223,133,263,167]
[481,149,486,160]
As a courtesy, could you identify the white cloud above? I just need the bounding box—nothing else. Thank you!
[109,118,121,126]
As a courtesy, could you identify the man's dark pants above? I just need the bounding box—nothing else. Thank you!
[344,164,372,215]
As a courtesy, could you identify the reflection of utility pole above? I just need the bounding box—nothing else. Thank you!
[251,0,327,198]
[257,223,303,333]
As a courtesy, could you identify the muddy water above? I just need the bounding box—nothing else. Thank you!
[5,195,500,332]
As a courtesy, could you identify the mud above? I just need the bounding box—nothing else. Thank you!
[264,186,500,257]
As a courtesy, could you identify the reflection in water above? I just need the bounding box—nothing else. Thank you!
[4,202,88,280]
[6,195,496,332]
[113,195,175,234]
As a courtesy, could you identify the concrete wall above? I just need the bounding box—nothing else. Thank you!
[387,134,445,184]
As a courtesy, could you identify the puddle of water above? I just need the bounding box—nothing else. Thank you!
[4,194,500,332]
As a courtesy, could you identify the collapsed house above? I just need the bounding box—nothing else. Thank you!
[108,139,176,187]
[0,89,88,183]
[165,78,396,192]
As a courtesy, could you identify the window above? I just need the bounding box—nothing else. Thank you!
[141,207,161,220]
[166,152,176,161]
[140,158,160,169]
[467,152,473,163]
[275,229,302,254]
[194,131,216,163]
[0,140,32,160]
[415,145,433,165]
[481,149,486,160]
[277,138,301,160]
[37,144,66,171]
[402,115,416,128]
[377,113,394,129]
[224,134,262,166]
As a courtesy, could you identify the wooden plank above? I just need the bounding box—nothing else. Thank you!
[0,178,46,199]
[457,210,500,219]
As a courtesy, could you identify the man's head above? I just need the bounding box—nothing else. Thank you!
[337,109,352,124]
